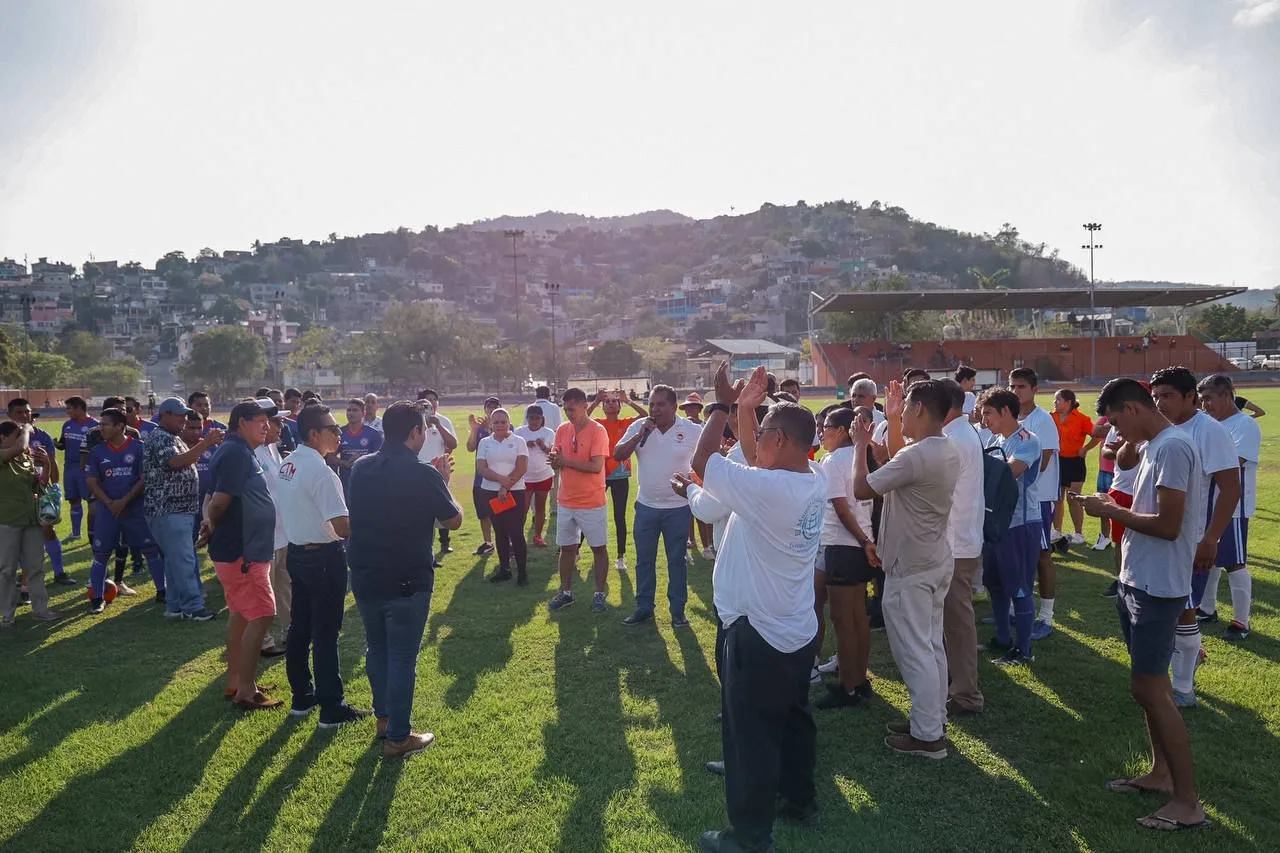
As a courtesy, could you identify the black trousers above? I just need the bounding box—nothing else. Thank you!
[606,477,629,556]
[483,489,529,572]
[721,618,817,845]
[286,542,348,709]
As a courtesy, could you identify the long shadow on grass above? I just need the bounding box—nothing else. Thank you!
[535,612,636,853]
[0,680,232,853]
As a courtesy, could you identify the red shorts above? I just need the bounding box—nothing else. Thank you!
[1109,489,1134,543]
[215,559,276,620]
[525,476,554,494]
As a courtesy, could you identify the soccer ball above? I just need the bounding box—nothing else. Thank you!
[86,578,118,603]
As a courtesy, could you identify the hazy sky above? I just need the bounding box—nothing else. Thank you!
[1,0,1277,287]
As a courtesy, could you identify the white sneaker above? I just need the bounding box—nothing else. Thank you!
[614,558,627,573]
[1049,529,1065,543]
[1068,533,1085,545]
[809,666,822,685]
[1092,534,1111,551]
[701,547,716,560]
[817,655,839,675]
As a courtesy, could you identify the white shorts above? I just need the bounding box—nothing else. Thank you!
[556,505,609,549]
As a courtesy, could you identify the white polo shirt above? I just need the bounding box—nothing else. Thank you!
[942,417,985,560]
[476,431,530,491]
[418,412,456,466]
[254,443,288,551]
[276,444,348,545]
[620,416,702,509]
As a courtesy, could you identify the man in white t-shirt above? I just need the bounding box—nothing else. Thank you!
[1196,374,1261,642]
[1150,366,1239,708]
[691,364,825,852]
[854,378,959,760]
[614,385,700,627]
[529,385,563,432]
[1076,378,1207,833]
[1009,367,1061,641]
[939,379,985,714]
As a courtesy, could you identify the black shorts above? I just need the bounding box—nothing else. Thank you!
[473,484,493,520]
[824,545,877,586]
[1059,456,1087,488]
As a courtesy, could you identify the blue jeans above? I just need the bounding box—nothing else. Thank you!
[633,503,691,616]
[286,543,349,710]
[149,513,204,615]
[356,587,432,742]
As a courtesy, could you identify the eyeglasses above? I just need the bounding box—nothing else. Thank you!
[755,426,782,441]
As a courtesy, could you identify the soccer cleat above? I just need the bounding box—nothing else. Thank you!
[548,591,574,612]
[88,599,105,615]
[1101,580,1119,599]
[1173,690,1197,709]
[591,592,607,612]
[1194,607,1218,624]
[1224,622,1249,643]
[1093,534,1112,551]
[994,648,1033,667]
[1030,619,1054,641]
[816,655,840,675]
[1197,646,1208,667]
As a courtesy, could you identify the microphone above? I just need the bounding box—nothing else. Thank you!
[638,418,653,448]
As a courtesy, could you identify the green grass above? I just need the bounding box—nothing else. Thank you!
[3,394,1280,851]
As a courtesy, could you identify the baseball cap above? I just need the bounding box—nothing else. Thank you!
[156,397,193,417]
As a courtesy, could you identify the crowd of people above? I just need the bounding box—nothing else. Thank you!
[0,359,1264,849]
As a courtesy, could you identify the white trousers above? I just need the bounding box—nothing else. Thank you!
[883,560,953,742]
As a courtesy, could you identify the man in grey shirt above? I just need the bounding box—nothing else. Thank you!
[1077,378,1208,832]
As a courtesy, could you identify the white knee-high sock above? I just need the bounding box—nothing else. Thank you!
[1172,624,1201,695]
[1229,569,1252,628]
[1201,567,1223,614]
[1038,597,1055,624]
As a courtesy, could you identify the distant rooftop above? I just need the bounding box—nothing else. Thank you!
[814,286,1245,314]
[699,338,800,355]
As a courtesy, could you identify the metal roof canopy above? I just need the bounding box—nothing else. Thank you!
[813,286,1245,314]
[696,338,801,356]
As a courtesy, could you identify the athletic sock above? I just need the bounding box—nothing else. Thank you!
[1229,569,1252,628]
[1013,590,1035,657]
[88,556,109,600]
[1172,624,1201,695]
[1201,567,1223,614]
[70,504,83,538]
[45,539,64,577]
[991,591,1013,647]
[1038,597,1055,625]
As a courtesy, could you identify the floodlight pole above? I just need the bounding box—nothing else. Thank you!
[1082,223,1103,382]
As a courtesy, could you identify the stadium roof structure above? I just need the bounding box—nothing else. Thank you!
[812,285,1246,315]
[696,338,801,356]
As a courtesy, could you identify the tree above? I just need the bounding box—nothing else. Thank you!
[587,340,641,378]
[286,327,341,371]
[632,336,679,382]
[177,326,266,398]
[79,360,144,396]
[14,351,74,388]
[210,295,248,325]
[1188,304,1273,342]
[56,330,113,368]
[799,239,827,260]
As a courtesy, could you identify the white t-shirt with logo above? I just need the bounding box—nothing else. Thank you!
[515,425,557,484]
[1122,427,1201,598]
[1176,410,1238,537]
[620,416,702,509]
[476,432,530,491]
[704,452,826,653]
[1018,405,1059,504]
[943,417,985,560]
[275,445,348,546]
[1221,410,1261,518]
[819,444,873,548]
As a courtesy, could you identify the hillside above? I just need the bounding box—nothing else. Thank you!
[469,209,695,232]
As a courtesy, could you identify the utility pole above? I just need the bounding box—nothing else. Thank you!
[1082,222,1103,382]
[545,281,560,393]
[503,228,525,344]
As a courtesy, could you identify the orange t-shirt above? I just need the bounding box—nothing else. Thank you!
[597,417,636,477]
[1055,409,1094,458]
[555,420,609,509]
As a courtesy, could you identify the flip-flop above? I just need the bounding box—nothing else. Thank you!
[1106,778,1169,795]
[1137,814,1213,832]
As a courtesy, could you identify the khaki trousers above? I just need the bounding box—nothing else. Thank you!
[264,546,291,648]
[883,560,952,743]
[944,556,984,713]
[0,525,46,623]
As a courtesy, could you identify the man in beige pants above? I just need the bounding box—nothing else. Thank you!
[254,410,291,657]
[940,380,985,715]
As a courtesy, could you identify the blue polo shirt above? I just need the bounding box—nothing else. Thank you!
[347,442,459,599]
[207,433,276,563]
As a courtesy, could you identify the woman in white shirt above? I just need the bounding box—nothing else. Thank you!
[515,407,557,548]
[475,409,530,585]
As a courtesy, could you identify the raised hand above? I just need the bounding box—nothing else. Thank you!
[712,361,743,406]
[851,412,875,446]
[736,365,770,410]
[205,428,224,447]
[885,380,905,420]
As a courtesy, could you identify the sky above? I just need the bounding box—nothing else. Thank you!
[1,0,1277,287]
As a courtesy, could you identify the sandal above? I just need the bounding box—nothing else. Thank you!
[1137,814,1212,832]
[1105,778,1170,795]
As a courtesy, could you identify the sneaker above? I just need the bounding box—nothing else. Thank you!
[814,685,865,710]
[1093,534,1111,551]
[994,648,1033,667]
[186,608,217,622]
[622,609,653,626]
[1030,619,1054,641]
[1224,621,1250,643]
[261,644,287,659]
[1194,607,1218,624]
[154,590,166,605]
[701,547,716,560]
[816,655,840,675]
[591,592,607,613]
[440,543,454,554]
[1068,532,1086,545]
[487,568,513,583]
[869,613,886,632]
[548,591,574,612]
[163,609,185,620]
[672,613,690,628]
[853,679,875,700]
[809,666,822,685]
[1173,690,1197,709]
[1049,529,1065,544]
[1101,580,1119,598]
[318,703,372,729]
[532,536,547,548]
[516,570,528,587]
[290,696,320,717]
[18,589,30,606]
[432,558,444,569]
[116,583,138,597]
[473,542,495,556]
[88,599,105,614]
[383,731,435,759]
[614,557,627,573]
[885,732,948,760]
[704,760,725,776]
[53,574,78,586]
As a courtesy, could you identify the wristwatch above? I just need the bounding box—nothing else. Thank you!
[705,403,731,416]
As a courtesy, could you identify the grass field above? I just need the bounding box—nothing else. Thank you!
[3,392,1280,852]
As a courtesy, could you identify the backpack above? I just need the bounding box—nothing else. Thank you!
[981,445,1019,544]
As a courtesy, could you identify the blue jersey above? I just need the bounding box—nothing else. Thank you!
[204,419,227,434]
[196,442,216,495]
[990,428,1042,528]
[340,425,382,476]
[133,419,158,438]
[86,437,144,506]
[60,417,98,464]
[28,426,56,459]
